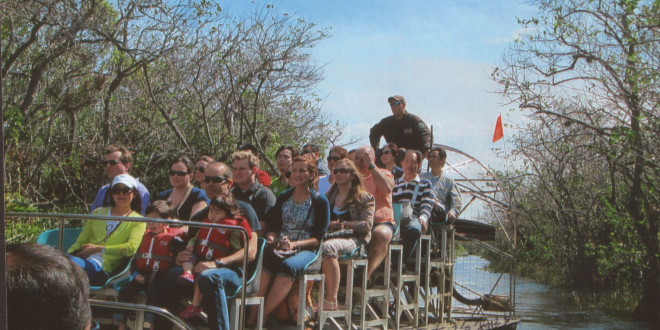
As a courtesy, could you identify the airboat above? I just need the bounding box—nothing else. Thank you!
[7,144,519,329]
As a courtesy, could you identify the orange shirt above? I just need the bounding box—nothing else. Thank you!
[362,168,394,224]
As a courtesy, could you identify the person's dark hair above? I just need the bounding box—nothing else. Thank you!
[238,143,259,157]
[7,242,91,330]
[209,194,239,218]
[275,145,299,158]
[145,200,173,218]
[430,146,447,160]
[107,186,142,213]
[379,142,401,167]
[293,153,319,191]
[405,149,424,166]
[104,144,133,164]
[172,157,195,173]
[328,146,349,160]
[302,144,319,153]
[384,142,399,157]
[397,147,407,166]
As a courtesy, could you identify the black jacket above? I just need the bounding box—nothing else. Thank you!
[369,111,432,154]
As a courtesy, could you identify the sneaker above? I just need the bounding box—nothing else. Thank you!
[177,272,194,286]
[179,305,202,320]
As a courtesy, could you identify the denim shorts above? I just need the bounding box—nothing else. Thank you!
[373,221,396,235]
[262,248,317,280]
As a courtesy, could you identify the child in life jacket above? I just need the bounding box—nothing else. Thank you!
[113,200,186,330]
[178,194,252,320]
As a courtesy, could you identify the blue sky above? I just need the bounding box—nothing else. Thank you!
[226,1,538,169]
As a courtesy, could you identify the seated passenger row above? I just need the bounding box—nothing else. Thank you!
[68,142,460,329]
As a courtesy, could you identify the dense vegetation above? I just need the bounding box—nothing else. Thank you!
[2,0,347,241]
[494,0,659,323]
[2,1,341,209]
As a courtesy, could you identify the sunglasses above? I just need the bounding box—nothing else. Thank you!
[389,101,402,106]
[169,170,189,176]
[103,160,121,166]
[333,168,351,175]
[204,175,230,184]
[381,149,392,155]
[327,156,341,162]
[111,186,133,194]
[196,166,206,173]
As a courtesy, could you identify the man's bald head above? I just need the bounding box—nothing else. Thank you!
[355,146,376,173]
[203,162,233,198]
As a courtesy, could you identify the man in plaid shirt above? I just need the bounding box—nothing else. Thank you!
[392,149,436,271]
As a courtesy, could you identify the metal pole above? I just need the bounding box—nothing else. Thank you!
[58,217,65,251]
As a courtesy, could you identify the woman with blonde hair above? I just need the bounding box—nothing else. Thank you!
[253,154,329,325]
[321,159,375,310]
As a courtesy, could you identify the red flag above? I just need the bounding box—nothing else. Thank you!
[492,114,504,142]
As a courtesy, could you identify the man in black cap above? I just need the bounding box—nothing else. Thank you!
[369,95,432,157]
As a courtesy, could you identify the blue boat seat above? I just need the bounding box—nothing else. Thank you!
[36,228,82,251]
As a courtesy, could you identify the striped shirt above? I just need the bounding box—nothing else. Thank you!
[392,175,436,220]
[420,171,462,217]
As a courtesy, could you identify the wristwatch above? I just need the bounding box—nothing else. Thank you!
[215,259,224,268]
[368,163,375,170]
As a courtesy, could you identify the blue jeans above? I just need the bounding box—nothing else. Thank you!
[69,255,109,286]
[401,218,422,267]
[263,248,317,280]
[197,267,242,330]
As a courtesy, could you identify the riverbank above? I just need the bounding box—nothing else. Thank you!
[458,255,652,329]
[515,275,651,329]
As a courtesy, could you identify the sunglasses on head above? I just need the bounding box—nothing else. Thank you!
[196,166,206,173]
[169,170,189,176]
[103,160,121,166]
[333,168,351,175]
[111,186,133,194]
[327,156,341,162]
[204,175,230,184]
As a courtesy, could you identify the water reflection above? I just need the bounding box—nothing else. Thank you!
[454,255,651,329]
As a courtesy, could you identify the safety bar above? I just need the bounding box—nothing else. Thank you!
[89,299,192,330]
[7,212,251,330]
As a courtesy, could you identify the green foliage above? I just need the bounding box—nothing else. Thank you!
[5,192,51,244]
[495,0,660,320]
[2,0,340,221]
[5,192,38,213]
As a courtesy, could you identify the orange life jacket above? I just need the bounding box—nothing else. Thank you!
[194,216,251,260]
[136,227,184,272]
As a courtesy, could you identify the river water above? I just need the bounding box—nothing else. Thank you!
[454,255,653,329]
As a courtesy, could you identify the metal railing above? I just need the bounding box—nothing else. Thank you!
[6,212,251,330]
[89,300,193,330]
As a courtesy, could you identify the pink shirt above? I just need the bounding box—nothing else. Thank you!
[362,168,394,224]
